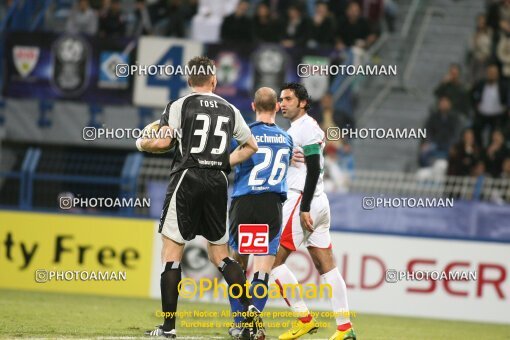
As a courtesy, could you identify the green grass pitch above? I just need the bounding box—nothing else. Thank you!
[1,289,509,339]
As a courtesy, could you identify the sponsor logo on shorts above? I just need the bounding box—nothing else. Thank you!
[238,224,269,254]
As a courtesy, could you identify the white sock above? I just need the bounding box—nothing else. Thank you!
[321,267,351,326]
[271,264,309,315]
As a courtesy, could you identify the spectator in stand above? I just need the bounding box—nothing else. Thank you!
[130,0,152,37]
[497,28,510,81]
[0,0,14,26]
[503,112,510,142]
[336,1,376,48]
[470,160,487,200]
[149,0,197,26]
[471,64,508,147]
[281,4,310,48]
[99,0,126,37]
[384,0,398,33]
[253,2,282,43]
[487,0,510,35]
[469,13,493,83]
[447,128,480,176]
[194,0,237,19]
[318,93,355,189]
[308,1,336,48]
[434,63,470,119]
[484,130,509,177]
[265,0,293,19]
[500,156,510,178]
[419,96,460,167]
[66,0,98,35]
[190,0,238,42]
[472,159,488,178]
[323,141,353,192]
[318,93,354,131]
[328,0,350,22]
[362,0,384,35]
[157,0,188,37]
[220,1,253,43]
[148,0,168,28]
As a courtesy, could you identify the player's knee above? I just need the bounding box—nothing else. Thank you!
[208,251,229,267]
[161,246,182,263]
[310,250,335,274]
[273,248,290,269]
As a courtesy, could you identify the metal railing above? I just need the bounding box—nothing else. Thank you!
[135,158,510,205]
[350,170,510,203]
[0,147,144,215]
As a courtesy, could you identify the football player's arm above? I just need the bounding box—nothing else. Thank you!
[230,107,258,166]
[230,135,258,166]
[136,123,174,152]
[300,144,321,232]
[136,101,176,153]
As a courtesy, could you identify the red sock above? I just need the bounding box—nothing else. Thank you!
[337,322,352,331]
[298,314,313,323]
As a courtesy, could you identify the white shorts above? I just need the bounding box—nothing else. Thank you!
[280,190,331,250]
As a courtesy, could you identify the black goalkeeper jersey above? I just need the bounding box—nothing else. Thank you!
[160,92,251,175]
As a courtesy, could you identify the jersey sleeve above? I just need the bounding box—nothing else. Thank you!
[166,101,181,129]
[301,124,324,156]
[232,106,251,145]
[159,102,170,127]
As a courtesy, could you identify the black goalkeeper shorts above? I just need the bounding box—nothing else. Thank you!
[158,168,228,244]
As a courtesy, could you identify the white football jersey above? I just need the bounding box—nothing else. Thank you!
[286,114,325,196]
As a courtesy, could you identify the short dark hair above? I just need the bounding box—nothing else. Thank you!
[280,82,311,111]
[187,56,215,87]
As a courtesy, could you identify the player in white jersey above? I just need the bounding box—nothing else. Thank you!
[271,83,356,340]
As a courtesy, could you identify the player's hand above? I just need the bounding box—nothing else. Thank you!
[300,212,314,232]
[291,148,305,166]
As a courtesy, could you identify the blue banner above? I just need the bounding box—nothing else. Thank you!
[4,32,134,104]
[328,193,510,242]
[206,43,333,114]
[145,184,510,242]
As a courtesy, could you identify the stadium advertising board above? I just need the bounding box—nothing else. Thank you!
[0,211,153,297]
[151,231,509,324]
[322,233,509,324]
[3,210,507,324]
[3,32,134,104]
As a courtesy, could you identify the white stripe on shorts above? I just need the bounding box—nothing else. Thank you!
[160,169,188,244]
